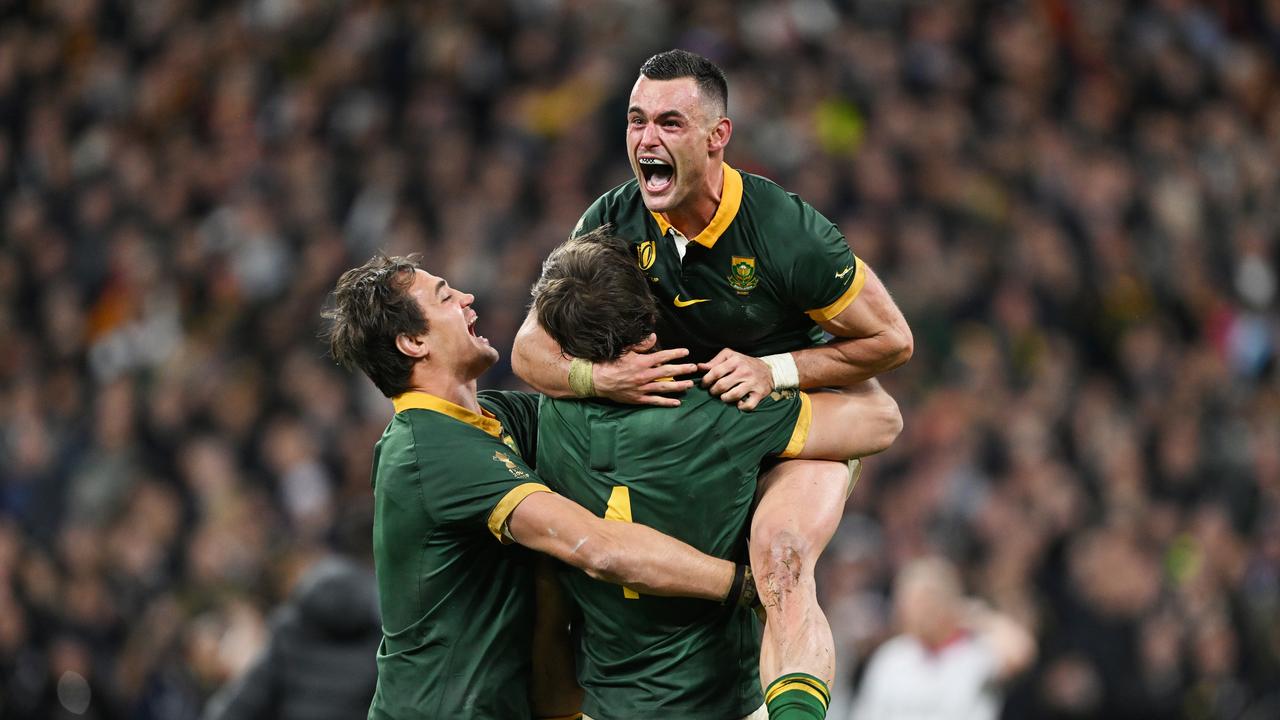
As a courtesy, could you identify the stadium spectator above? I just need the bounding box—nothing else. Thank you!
[848,556,1036,720]
[201,555,380,720]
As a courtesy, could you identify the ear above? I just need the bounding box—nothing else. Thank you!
[707,116,732,153]
[395,331,429,360]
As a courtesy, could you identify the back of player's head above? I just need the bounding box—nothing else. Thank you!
[325,254,427,397]
[531,227,658,363]
[640,49,728,117]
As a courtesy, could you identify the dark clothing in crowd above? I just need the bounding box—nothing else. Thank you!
[202,558,381,720]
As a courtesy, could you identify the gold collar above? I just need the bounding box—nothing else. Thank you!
[391,391,503,437]
[650,162,743,249]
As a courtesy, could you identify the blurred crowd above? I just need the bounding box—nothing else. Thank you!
[0,0,1277,718]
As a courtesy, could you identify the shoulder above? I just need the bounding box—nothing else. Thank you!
[377,413,426,462]
[384,410,488,468]
[739,171,804,220]
[741,170,834,231]
[575,178,645,235]
[868,635,925,671]
[949,634,1000,672]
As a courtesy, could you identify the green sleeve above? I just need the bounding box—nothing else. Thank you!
[413,426,550,543]
[715,391,808,476]
[479,390,541,465]
[774,195,862,322]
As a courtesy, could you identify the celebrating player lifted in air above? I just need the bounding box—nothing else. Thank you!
[530,229,902,720]
[325,255,764,720]
[513,50,912,719]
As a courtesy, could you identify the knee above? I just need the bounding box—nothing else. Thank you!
[751,527,812,594]
[865,386,904,456]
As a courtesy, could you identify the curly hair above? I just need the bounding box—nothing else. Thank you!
[323,254,426,397]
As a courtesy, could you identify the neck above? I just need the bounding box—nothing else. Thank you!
[405,366,480,414]
[662,159,724,239]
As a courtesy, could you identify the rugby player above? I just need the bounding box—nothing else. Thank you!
[529,230,902,720]
[512,49,912,719]
[326,255,762,720]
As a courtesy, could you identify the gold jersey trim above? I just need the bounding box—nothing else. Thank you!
[778,392,812,459]
[487,482,554,543]
[806,256,867,323]
[392,391,503,437]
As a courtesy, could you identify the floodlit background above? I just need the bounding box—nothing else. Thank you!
[1,1,1278,718]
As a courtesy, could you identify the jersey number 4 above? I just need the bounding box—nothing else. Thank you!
[604,486,640,599]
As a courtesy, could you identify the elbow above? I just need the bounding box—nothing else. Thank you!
[888,324,913,370]
[575,538,623,584]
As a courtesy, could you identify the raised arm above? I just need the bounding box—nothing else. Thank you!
[513,309,699,408]
[966,601,1038,682]
[512,310,579,398]
[506,490,739,602]
[798,262,913,387]
[700,263,912,411]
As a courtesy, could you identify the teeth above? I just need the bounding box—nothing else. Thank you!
[639,158,668,166]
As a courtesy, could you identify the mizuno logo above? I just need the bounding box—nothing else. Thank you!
[673,294,710,308]
[835,266,854,280]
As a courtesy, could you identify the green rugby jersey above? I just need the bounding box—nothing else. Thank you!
[572,163,867,363]
[368,389,552,720]
[536,387,814,720]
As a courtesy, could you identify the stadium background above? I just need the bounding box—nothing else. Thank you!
[2,0,1279,718]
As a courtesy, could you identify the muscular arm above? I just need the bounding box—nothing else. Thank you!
[794,382,903,461]
[512,311,579,399]
[506,491,735,601]
[701,264,911,410]
[795,263,912,388]
[512,310,698,407]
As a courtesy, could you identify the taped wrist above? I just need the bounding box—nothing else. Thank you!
[568,358,596,398]
[723,564,760,608]
[760,353,799,390]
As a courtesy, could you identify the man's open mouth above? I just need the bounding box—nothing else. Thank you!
[638,157,674,193]
[468,316,486,343]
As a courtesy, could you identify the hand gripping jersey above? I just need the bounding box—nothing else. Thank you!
[573,163,866,363]
[367,390,550,720]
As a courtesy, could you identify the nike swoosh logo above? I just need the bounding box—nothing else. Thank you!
[673,294,710,308]
[834,266,854,280]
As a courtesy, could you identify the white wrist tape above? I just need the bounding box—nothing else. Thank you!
[760,353,799,390]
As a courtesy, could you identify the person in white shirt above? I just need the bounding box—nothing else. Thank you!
[849,557,1036,720]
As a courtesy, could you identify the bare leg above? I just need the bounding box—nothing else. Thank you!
[751,458,848,686]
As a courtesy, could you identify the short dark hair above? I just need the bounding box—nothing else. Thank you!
[324,254,427,397]
[531,227,658,363]
[640,49,728,117]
